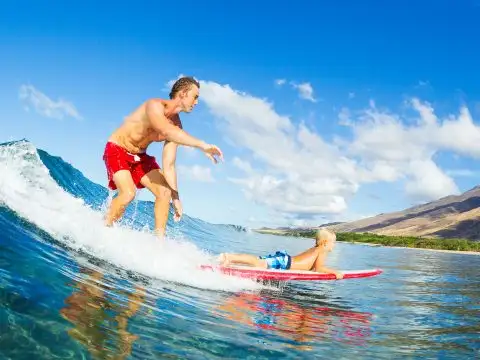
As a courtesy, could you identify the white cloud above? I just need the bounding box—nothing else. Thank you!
[405,160,459,201]
[346,98,480,200]
[199,80,357,218]
[177,165,215,182]
[416,80,430,88]
[19,85,82,120]
[290,81,317,103]
[232,157,253,173]
[446,169,479,177]
[229,175,349,215]
[411,98,437,126]
[338,107,351,126]
[198,81,293,135]
[180,77,480,223]
[273,78,317,102]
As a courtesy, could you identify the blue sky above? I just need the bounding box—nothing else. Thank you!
[1,0,480,228]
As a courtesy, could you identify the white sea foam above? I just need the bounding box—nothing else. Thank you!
[0,141,262,292]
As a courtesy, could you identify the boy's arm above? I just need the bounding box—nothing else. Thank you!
[313,252,344,279]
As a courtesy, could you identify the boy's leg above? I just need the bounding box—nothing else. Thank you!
[105,170,137,226]
[219,253,267,268]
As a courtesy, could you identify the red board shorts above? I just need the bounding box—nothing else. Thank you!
[102,142,160,190]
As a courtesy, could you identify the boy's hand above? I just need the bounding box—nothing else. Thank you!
[335,272,344,280]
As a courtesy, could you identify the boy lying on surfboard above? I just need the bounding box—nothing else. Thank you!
[219,228,344,279]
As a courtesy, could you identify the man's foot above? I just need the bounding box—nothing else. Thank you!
[154,228,165,240]
[104,214,113,227]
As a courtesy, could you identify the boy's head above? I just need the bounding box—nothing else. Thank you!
[315,228,337,252]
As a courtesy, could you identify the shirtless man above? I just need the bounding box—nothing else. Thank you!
[219,228,344,279]
[102,76,223,238]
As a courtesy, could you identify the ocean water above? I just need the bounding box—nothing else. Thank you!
[0,139,479,359]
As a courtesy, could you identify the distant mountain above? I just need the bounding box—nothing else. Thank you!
[254,185,480,241]
[327,185,480,241]
[318,221,344,228]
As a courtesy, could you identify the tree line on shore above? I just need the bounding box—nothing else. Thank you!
[264,229,480,252]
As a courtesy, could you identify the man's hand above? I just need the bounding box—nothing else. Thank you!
[172,199,183,222]
[200,143,224,164]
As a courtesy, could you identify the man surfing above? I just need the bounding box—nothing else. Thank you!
[102,76,223,238]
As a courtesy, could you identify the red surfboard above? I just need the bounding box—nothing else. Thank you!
[200,265,382,281]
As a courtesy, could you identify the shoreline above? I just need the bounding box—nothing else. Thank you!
[253,230,480,255]
[343,241,480,255]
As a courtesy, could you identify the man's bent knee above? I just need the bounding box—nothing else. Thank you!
[117,189,136,204]
[147,183,171,201]
[140,169,171,200]
[154,186,171,201]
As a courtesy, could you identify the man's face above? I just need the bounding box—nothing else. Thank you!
[181,85,199,112]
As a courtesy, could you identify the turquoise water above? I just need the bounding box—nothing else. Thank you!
[0,140,479,359]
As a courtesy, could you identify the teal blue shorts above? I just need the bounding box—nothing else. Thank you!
[259,250,291,270]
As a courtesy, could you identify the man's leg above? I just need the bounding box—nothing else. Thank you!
[140,169,172,238]
[105,170,137,226]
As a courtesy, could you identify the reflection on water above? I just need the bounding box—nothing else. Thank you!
[216,291,373,350]
[1,211,479,359]
[57,263,374,357]
[60,267,145,359]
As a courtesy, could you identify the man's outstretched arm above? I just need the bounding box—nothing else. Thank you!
[146,100,205,149]
[146,100,224,163]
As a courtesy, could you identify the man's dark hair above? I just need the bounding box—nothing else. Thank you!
[169,76,200,99]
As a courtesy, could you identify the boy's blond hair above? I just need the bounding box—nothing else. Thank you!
[315,228,336,246]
